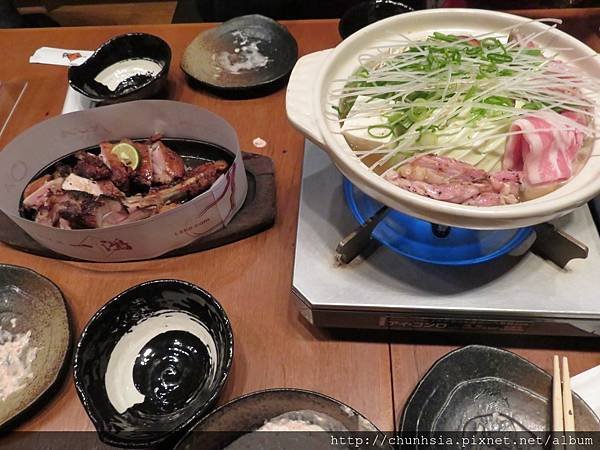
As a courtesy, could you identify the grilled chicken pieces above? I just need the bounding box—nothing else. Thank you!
[150,140,186,184]
[21,139,229,229]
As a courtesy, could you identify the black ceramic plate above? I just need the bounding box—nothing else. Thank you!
[339,0,419,39]
[68,33,171,104]
[176,388,391,450]
[73,279,234,448]
[0,264,70,430]
[401,345,600,441]
[181,14,298,95]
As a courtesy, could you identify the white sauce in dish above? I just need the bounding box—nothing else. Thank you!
[224,410,348,449]
[94,58,163,91]
[214,31,270,76]
[257,416,328,432]
[0,323,37,402]
[104,310,217,414]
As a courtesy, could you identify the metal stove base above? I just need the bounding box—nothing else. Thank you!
[292,141,600,337]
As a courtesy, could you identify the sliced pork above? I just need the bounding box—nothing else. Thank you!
[502,110,587,185]
[384,155,520,206]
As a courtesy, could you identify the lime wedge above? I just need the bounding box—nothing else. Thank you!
[111,142,140,170]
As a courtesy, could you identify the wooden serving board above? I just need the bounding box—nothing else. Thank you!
[0,152,276,261]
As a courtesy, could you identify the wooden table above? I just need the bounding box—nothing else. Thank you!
[0,9,599,435]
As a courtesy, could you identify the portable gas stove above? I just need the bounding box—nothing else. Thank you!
[292,141,600,337]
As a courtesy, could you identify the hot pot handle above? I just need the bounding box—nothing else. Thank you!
[286,49,333,149]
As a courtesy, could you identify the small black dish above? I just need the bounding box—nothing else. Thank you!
[401,345,600,439]
[175,388,391,449]
[339,0,421,40]
[73,279,234,448]
[181,14,298,97]
[68,33,171,104]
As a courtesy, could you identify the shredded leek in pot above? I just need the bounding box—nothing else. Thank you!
[330,19,600,176]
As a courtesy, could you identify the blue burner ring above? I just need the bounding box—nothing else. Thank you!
[343,179,533,266]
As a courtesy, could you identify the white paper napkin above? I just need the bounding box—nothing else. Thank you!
[29,47,92,66]
[572,364,600,418]
[61,86,95,114]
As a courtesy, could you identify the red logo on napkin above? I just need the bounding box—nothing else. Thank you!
[62,52,83,62]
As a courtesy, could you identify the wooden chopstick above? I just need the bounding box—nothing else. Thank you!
[562,356,575,432]
[553,355,564,432]
[553,355,575,434]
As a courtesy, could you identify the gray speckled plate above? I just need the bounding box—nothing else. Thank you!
[181,14,298,94]
[0,264,70,430]
[176,388,391,449]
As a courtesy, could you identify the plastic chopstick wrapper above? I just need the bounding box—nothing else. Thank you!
[0,100,248,262]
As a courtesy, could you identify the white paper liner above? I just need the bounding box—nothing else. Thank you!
[0,100,247,262]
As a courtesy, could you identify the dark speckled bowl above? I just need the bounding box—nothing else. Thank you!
[176,388,390,449]
[401,345,600,436]
[0,264,70,430]
[68,33,171,104]
[181,15,298,96]
[338,0,420,39]
[73,279,233,448]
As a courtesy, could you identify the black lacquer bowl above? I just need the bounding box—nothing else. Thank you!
[338,0,419,39]
[73,280,234,448]
[68,33,171,104]
[401,345,600,442]
[176,388,390,450]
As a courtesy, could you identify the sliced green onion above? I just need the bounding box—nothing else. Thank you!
[483,96,514,107]
[367,125,393,139]
[466,46,483,57]
[481,38,502,50]
[522,48,542,57]
[408,106,430,122]
[487,53,513,63]
[417,131,438,146]
[465,86,478,100]
[522,101,544,110]
[433,32,458,42]
[498,69,516,76]
[393,124,408,137]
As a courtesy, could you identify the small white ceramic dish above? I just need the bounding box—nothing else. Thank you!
[286,9,600,229]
